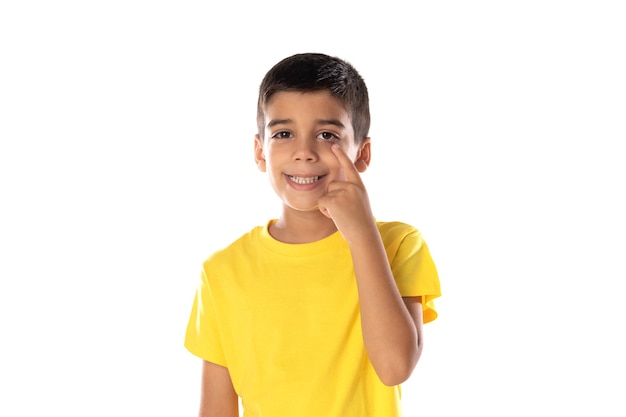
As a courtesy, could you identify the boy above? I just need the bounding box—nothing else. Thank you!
[185,52,441,417]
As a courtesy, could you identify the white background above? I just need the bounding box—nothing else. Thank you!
[1,1,625,416]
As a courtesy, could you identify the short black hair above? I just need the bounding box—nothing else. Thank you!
[257,53,370,144]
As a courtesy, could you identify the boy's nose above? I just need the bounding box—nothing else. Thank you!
[292,139,318,162]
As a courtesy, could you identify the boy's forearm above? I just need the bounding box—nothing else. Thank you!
[349,224,420,386]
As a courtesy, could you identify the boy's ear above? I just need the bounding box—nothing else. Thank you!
[254,134,266,172]
[354,139,371,173]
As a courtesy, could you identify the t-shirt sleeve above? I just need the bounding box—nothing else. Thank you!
[184,268,228,366]
[386,226,441,324]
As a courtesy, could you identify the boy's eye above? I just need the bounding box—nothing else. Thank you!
[272,131,293,139]
[318,132,339,141]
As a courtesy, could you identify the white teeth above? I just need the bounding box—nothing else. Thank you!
[289,175,320,184]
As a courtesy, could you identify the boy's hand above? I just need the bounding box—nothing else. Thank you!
[318,144,376,243]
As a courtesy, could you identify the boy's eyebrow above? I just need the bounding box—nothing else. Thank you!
[317,119,346,129]
[266,118,347,129]
[266,119,292,128]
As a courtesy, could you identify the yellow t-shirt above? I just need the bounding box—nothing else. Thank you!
[185,220,441,417]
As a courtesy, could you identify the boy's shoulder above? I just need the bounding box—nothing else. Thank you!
[206,223,266,260]
[376,220,422,239]
[201,220,426,266]
[212,220,424,247]
[376,220,428,255]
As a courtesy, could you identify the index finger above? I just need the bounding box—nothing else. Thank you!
[331,143,363,184]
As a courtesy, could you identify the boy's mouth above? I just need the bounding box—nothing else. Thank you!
[287,175,321,185]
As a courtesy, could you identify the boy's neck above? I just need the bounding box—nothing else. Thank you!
[269,210,338,244]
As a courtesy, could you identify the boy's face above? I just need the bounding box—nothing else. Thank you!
[255,90,370,213]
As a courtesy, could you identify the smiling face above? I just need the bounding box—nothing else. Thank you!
[255,90,370,214]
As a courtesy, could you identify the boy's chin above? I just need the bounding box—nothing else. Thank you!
[285,203,324,214]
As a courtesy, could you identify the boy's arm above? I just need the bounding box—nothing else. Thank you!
[198,360,239,417]
[318,144,424,386]
[349,228,424,386]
